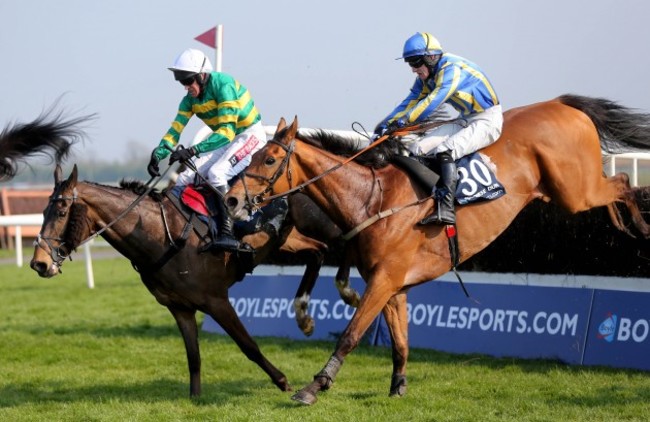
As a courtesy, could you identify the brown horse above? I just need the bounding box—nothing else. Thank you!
[225,94,650,405]
[28,161,361,397]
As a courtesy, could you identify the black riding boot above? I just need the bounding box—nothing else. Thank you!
[419,152,458,225]
[205,186,241,252]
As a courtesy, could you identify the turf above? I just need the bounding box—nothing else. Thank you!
[1,256,649,421]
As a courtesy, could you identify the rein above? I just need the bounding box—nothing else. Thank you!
[242,122,436,209]
[35,165,174,268]
[79,165,175,247]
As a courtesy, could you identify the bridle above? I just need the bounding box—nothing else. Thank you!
[34,171,166,270]
[238,138,296,212]
[34,188,79,269]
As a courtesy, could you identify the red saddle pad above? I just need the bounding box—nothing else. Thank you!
[180,185,211,216]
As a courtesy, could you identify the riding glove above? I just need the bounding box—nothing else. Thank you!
[387,117,408,131]
[372,123,388,142]
[169,146,197,165]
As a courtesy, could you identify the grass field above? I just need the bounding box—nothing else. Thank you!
[1,255,649,421]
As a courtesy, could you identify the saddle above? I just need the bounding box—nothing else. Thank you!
[166,184,289,252]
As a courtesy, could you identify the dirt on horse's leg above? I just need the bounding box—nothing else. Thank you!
[291,276,397,405]
[168,307,202,397]
[206,298,291,392]
[382,293,409,397]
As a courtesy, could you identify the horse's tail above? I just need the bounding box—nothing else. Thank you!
[557,94,650,154]
[0,104,96,181]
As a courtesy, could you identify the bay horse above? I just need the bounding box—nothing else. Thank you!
[225,94,650,405]
[28,162,360,397]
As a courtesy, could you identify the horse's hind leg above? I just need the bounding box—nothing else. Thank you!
[602,174,650,238]
[206,297,291,391]
[555,171,650,238]
[168,306,202,397]
[382,292,409,397]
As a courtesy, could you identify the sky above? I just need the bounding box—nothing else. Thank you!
[1,0,650,164]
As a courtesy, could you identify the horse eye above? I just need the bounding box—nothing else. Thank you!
[264,157,276,166]
[58,210,67,218]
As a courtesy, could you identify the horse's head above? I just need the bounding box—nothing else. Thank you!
[30,164,89,277]
[226,117,298,221]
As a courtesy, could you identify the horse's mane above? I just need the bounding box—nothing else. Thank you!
[288,127,409,168]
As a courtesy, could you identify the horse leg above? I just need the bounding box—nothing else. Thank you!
[382,292,409,397]
[206,297,291,391]
[619,184,650,238]
[168,306,201,397]
[280,229,328,336]
[601,174,650,238]
[292,273,399,405]
[552,170,650,238]
[334,245,360,307]
[291,249,322,337]
[606,203,636,237]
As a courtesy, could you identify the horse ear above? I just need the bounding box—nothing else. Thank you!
[54,164,62,184]
[287,116,299,139]
[68,164,78,186]
[276,117,287,132]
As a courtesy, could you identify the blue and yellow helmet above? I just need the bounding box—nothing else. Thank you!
[398,32,443,59]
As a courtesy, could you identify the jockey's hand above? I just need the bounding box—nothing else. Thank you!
[372,123,387,141]
[387,117,408,132]
[169,146,197,165]
[147,153,160,178]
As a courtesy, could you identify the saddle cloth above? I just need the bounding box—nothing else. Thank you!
[392,152,506,205]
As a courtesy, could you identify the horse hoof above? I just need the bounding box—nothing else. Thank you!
[291,389,317,405]
[275,376,292,392]
[299,318,315,337]
[389,384,407,397]
[389,374,407,397]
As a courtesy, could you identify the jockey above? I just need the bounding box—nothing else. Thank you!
[147,48,267,252]
[373,32,503,225]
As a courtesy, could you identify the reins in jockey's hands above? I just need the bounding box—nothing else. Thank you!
[387,117,408,131]
[372,117,408,142]
[169,146,197,165]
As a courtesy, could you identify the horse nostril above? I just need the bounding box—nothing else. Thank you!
[30,260,47,274]
[225,196,238,209]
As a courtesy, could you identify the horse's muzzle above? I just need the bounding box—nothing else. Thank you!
[30,258,60,278]
[225,195,251,221]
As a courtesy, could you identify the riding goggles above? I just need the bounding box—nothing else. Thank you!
[405,55,426,68]
[179,76,195,86]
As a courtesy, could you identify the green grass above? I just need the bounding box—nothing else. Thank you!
[1,257,649,421]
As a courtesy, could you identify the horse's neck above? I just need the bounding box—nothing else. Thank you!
[78,183,160,248]
[296,144,401,230]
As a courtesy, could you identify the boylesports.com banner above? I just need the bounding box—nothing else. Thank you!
[202,274,650,371]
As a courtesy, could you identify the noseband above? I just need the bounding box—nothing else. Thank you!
[34,188,79,269]
[239,139,295,211]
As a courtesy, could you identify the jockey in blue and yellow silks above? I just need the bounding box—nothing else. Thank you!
[147,48,267,252]
[374,32,503,226]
